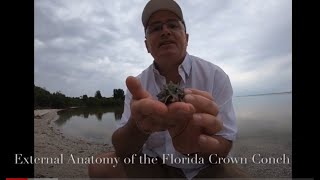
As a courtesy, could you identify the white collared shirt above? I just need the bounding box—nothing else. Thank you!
[117,53,237,179]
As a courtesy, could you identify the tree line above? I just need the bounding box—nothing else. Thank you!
[34,85,125,109]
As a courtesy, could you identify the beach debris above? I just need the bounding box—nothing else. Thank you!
[34,114,42,119]
[157,81,185,105]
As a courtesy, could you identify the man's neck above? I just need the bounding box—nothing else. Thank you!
[165,72,181,84]
[154,61,181,84]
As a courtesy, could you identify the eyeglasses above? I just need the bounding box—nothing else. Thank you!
[146,19,184,35]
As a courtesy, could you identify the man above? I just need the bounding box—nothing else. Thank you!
[89,0,248,178]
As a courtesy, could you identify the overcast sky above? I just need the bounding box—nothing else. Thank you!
[34,0,292,98]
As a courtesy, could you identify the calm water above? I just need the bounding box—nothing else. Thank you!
[55,93,292,145]
[55,106,123,144]
[234,93,292,139]
[232,93,292,177]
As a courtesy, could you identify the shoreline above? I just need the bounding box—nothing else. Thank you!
[34,109,114,178]
[34,109,291,178]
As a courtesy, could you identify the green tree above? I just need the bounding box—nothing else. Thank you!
[95,90,102,99]
[113,89,124,100]
[51,91,67,108]
[82,94,88,101]
[34,85,51,108]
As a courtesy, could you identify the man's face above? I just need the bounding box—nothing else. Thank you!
[144,10,189,65]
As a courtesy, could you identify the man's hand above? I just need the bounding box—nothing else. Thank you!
[126,76,167,133]
[169,88,224,154]
[126,77,228,156]
[184,88,222,135]
[126,76,194,133]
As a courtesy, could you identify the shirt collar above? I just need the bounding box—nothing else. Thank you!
[180,52,192,78]
[152,52,192,79]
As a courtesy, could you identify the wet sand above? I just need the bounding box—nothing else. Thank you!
[230,136,292,178]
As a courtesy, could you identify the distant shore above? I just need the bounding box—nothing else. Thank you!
[235,91,292,97]
[34,109,291,178]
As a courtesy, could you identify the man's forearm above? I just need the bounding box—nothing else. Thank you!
[112,117,150,158]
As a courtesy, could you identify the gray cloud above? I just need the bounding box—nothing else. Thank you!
[35,0,292,97]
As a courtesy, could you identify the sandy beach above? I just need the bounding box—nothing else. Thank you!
[34,109,114,178]
[34,109,292,178]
